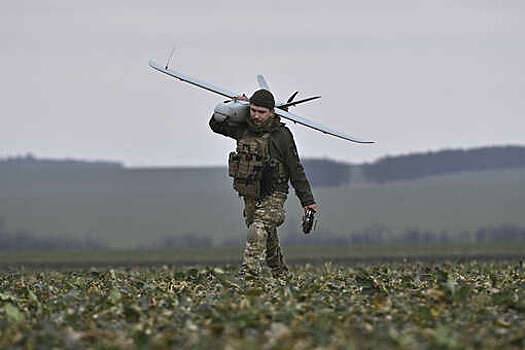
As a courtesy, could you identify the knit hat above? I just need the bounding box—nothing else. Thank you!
[249,89,275,110]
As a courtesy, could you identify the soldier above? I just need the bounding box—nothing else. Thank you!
[210,89,319,282]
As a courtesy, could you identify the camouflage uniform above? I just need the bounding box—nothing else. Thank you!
[209,113,315,280]
[241,191,288,279]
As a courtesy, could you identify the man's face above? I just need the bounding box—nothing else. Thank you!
[250,104,273,125]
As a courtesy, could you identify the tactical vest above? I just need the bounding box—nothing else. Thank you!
[228,130,287,199]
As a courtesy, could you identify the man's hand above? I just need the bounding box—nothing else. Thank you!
[302,203,319,234]
[304,203,319,213]
[233,94,249,101]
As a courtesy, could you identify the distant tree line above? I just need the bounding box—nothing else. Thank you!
[0,154,122,169]
[302,159,350,186]
[0,218,104,251]
[287,145,525,185]
[140,233,212,250]
[1,215,524,250]
[2,145,525,186]
[280,224,525,246]
[362,146,525,183]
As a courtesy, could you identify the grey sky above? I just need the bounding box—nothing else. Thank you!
[1,0,524,166]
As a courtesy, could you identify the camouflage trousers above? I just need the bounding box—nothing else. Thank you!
[240,191,289,279]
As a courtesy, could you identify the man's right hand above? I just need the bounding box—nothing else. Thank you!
[234,94,249,102]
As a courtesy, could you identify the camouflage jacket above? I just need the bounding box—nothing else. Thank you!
[209,115,315,207]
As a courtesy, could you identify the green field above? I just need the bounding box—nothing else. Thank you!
[1,261,524,349]
[1,243,525,268]
[1,168,525,248]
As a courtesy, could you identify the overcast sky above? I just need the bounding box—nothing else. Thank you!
[1,0,524,166]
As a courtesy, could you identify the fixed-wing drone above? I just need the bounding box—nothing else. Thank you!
[149,59,374,144]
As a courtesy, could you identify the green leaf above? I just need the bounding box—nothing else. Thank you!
[27,289,39,303]
[4,303,25,323]
[108,288,122,304]
[0,292,17,302]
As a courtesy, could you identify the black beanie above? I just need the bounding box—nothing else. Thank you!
[249,89,275,110]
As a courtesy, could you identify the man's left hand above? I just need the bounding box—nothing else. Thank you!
[304,203,319,213]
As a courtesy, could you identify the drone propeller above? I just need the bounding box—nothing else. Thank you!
[287,91,299,103]
[279,95,322,110]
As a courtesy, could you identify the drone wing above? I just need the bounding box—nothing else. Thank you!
[274,107,374,144]
[150,59,374,144]
[149,60,240,99]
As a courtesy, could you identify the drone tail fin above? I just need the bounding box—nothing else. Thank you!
[256,75,271,90]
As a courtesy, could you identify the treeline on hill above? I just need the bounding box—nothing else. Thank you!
[0,154,122,169]
[0,218,104,251]
[3,145,524,186]
[301,159,350,186]
[361,145,525,183]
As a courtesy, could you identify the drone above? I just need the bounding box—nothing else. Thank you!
[149,57,374,144]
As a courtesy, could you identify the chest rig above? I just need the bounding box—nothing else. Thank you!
[228,129,286,199]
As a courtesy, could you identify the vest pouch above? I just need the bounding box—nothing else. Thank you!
[274,161,288,184]
[237,154,252,179]
[228,152,240,178]
[260,159,287,196]
[233,178,260,198]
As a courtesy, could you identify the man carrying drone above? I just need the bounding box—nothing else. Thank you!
[210,89,319,282]
[149,58,373,283]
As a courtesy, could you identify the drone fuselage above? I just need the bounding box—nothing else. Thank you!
[213,101,249,124]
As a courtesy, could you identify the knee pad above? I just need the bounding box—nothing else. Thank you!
[247,221,268,242]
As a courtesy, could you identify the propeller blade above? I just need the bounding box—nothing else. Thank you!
[287,91,299,103]
[279,96,322,109]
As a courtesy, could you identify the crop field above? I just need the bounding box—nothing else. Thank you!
[1,260,524,349]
